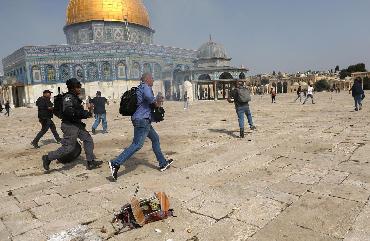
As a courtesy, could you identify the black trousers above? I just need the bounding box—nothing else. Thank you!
[48,123,95,163]
[32,118,61,144]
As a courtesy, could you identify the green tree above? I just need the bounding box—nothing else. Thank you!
[314,79,330,92]
[363,77,370,90]
[335,65,340,72]
[339,63,367,79]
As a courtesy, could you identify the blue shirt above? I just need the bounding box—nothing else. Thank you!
[132,83,156,121]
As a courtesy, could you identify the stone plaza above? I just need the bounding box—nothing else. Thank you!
[0,92,369,240]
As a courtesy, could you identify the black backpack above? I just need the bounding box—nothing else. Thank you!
[119,87,138,116]
[53,87,64,119]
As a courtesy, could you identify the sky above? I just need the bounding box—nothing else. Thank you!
[0,0,370,75]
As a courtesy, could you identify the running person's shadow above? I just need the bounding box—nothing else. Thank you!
[208,128,239,138]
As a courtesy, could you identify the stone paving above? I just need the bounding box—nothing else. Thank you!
[0,92,369,241]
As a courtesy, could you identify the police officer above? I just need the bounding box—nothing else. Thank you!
[42,78,102,171]
[31,90,61,148]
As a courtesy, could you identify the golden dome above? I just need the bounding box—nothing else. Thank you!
[66,0,150,28]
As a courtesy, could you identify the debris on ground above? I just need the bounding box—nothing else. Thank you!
[112,192,175,234]
[47,225,102,241]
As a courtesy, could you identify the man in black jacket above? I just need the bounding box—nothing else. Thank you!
[31,90,61,148]
[351,78,365,111]
[42,78,102,171]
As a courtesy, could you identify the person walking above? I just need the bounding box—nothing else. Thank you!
[351,78,364,111]
[295,86,302,103]
[108,73,173,181]
[42,78,102,171]
[91,91,109,134]
[228,81,256,138]
[303,84,315,104]
[0,104,3,113]
[271,88,276,103]
[183,91,189,110]
[4,101,10,116]
[31,90,61,148]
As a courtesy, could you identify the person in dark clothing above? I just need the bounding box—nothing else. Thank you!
[4,101,10,116]
[91,91,109,134]
[42,78,103,171]
[295,86,302,103]
[0,104,3,113]
[31,90,61,149]
[228,81,256,138]
[351,78,365,111]
[271,88,276,103]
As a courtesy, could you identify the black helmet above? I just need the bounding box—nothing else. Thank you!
[66,78,82,89]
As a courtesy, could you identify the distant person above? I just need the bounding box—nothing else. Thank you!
[0,104,3,113]
[31,90,61,149]
[295,86,302,103]
[228,81,256,138]
[91,91,109,134]
[303,84,315,104]
[42,78,102,171]
[271,88,276,103]
[183,91,189,110]
[4,101,10,116]
[351,78,364,111]
[108,73,173,181]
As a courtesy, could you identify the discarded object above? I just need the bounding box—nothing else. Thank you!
[112,192,175,232]
[155,229,162,233]
[47,225,102,241]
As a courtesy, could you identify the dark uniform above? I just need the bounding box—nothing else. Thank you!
[4,102,10,116]
[31,93,61,148]
[43,78,102,171]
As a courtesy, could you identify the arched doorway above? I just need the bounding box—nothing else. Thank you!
[283,82,288,93]
[277,82,283,94]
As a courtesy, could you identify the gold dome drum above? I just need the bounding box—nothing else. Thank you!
[66,0,150,28]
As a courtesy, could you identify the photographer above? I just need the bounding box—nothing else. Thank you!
[42,78,102,171]
[109,73,173,181]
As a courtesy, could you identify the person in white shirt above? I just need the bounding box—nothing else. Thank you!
[303,84,315,104]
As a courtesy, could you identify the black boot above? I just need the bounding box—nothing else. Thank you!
[42,155,51,171]
[240,128,245,138]
[87,160,103,170]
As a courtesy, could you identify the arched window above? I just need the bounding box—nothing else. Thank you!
[87,63,98,81]
[74,65,84,81]
[32,66,41,82]
[143,63,152,75]
[239,72,246,79]
[219,72,233,80]
[198,74,211,80]
[117,62,127,79]
[102,62,111,80]
[131,62,140,79]
[153,63,162,80]
[60,64,70,82]
[46,65,56,82]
